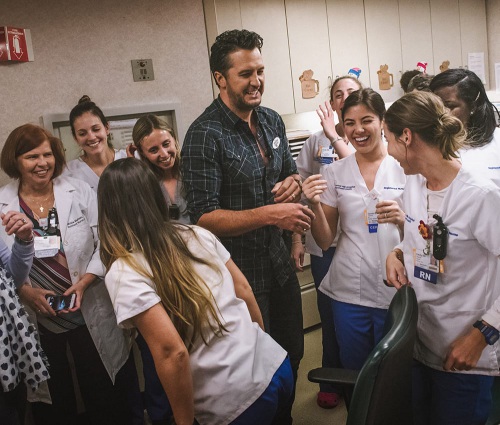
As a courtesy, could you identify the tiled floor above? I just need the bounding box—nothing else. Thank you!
[292,327,347,425]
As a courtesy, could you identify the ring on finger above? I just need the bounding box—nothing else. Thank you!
[385,212,388,219]
[21,218,27,224]
[290,193,295,200]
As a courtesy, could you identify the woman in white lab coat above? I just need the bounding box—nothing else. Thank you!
[0,124,132,425]
[65,95,127,191]
[430,68,500,187]
[293,75,360,409]
[384,91,500,425]
[302,88,406,371]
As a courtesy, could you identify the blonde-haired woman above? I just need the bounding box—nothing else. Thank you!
[131,114,188,223]
[99,158,292,425]
[384,91,500,425]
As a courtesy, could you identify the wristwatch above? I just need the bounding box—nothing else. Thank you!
[473,320,500,345]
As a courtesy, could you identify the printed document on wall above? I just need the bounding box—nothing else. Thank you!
[468,52,485,84]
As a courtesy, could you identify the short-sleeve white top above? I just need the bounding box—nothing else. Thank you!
[295,130,355,256]
[104,226,287,425]
[318,153,406,309]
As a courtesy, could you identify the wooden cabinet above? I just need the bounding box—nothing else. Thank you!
[285,0,332,113]
[204,0,489,112]
[326,0,371,90]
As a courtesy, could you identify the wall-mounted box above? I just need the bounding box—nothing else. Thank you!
[0,26,34,62]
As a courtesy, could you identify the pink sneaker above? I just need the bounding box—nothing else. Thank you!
[317,391,341,409]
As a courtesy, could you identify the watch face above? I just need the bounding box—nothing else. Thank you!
[489,332,500,345]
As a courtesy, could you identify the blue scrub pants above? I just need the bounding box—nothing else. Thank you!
[230,357,294,425]
[310,248,342,394]
[412,360,494,425]
[331,299,387,370]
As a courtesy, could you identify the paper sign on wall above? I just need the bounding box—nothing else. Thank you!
[0,26,34,62]
[495,63,500,92]
[468,52,485,84]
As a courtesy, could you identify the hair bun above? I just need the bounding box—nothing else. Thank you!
[78,95,92,104]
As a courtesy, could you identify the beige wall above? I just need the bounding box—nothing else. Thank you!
[487,0,500,90]
[0,0,213,184]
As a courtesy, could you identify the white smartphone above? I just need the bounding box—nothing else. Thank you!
[45,294,76,311]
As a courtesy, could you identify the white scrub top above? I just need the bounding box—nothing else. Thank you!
[402,167,500,375]
[65,149,128,192]
[105,225,287,425]
[459,128,500,188]
[319,153,406,309]
[295,130,354,257]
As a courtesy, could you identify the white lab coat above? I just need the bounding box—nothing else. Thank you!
[401,167,500,375]
[0,176,133,401]
[318,153,406,309]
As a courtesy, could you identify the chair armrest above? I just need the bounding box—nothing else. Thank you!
[308,367,360,386]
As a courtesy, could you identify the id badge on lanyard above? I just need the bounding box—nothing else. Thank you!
[413,215,447,284]
[34,207,60,259]
[363,190,380,234]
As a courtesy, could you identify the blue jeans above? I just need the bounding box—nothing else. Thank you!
[230,357,294,425]
[310,249,342,394]
[331,299,387,370]
[412,360,494,425]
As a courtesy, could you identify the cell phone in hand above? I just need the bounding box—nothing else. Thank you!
[45,294,76,311]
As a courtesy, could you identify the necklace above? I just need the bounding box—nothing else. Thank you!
[27,192,54,213]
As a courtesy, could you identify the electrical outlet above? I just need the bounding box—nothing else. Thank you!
[131,59,154,82]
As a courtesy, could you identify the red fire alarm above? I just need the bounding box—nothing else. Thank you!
[0,26,34,62]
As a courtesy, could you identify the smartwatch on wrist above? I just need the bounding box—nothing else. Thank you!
[473,320,500,345]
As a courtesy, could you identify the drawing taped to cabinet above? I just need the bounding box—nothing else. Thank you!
[299,69,319,99]
[377,64,394,90]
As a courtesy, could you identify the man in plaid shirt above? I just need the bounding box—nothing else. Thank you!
[182,29,315,424]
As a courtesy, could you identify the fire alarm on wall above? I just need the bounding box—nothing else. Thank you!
[131,59,154,82]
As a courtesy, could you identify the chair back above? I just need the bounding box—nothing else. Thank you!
[347,285,418,425]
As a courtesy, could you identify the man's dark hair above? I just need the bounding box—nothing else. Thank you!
[209,29,263,84]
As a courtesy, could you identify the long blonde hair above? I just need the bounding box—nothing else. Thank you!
[98,158,226,350]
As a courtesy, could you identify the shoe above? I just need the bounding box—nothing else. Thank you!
[317,391,340,409]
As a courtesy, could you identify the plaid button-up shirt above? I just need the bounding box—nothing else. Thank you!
[181,97,297,294]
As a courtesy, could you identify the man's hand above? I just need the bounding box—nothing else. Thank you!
[269,203,315,234]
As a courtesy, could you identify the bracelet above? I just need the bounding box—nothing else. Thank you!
[15,234,34,245]
[393,248,404,264]
[330,137,343,146]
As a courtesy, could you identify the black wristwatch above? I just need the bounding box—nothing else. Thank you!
[473,320,500,345]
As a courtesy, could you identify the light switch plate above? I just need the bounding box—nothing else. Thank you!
[131,59,154,82]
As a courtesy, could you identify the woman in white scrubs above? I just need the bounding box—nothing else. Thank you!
[430,69,500,187]
[99,158,293,425]
[302,88,406,371]
[66,96,128,191]
[384,91,500,425]
[293,75,360,409]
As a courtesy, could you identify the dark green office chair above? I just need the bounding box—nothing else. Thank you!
[308,285,418,425]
